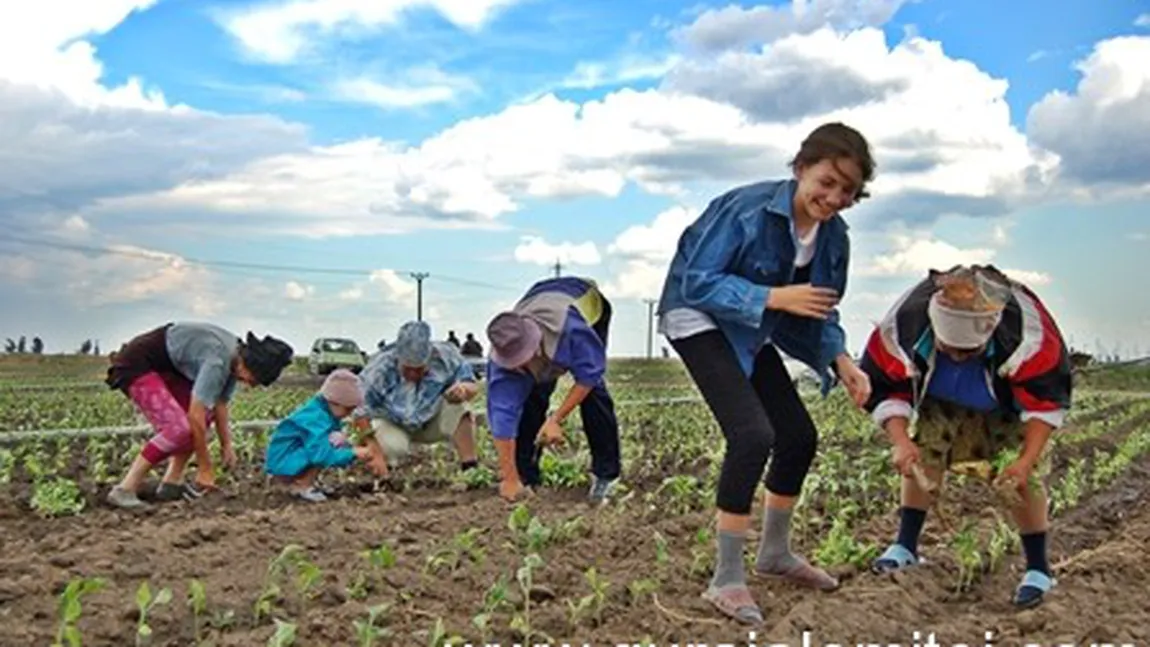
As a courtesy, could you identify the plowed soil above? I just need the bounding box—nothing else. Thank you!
[2,423,1149,647]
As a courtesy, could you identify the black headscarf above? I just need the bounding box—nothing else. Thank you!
[239,332,294,386]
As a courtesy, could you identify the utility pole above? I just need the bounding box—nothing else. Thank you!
[410,272,429,321]
[643,298,657,359]
[553,258,562,278]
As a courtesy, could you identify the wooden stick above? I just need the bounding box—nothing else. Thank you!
[910,464,937,495]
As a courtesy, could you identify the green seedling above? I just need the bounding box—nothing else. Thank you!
[31,477,85,517]
[267,619,296,647]
[426,617,465,647]
[187,579,207,645]
[565,566,611,630]
[135,581,173,646]
[353,604,391,647]
[53,577,105,647]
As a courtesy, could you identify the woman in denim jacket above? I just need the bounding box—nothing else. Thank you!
[657,122,875,624]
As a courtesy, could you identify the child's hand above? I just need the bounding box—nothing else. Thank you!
[329,432,349,447]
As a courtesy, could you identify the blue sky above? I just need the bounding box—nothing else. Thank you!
[0,0,1148,362]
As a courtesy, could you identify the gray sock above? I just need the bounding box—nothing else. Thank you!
[710,530,747,589]
[755,507,802,573]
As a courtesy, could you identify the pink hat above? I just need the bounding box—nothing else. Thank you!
[321,369,363,408]
[487,311,541,369]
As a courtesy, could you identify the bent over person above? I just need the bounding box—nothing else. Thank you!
[858,264,1072,608]
[485,276,621,504]
[105,322,294,508]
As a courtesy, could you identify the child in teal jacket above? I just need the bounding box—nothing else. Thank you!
[265,369,386,501]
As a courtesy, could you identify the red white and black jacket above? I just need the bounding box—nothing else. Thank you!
[858,269,1073,430]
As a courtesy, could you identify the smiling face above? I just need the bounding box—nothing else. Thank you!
[793,156,864,223]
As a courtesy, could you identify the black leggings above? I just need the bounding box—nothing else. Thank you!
[670,329,819,515]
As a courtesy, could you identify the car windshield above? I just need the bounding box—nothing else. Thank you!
[321,339,359,353]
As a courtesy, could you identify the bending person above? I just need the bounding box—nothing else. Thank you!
[859,264,1072,609]
[485,276,621,504]
[105,322,293,508]
[657,122,875,623]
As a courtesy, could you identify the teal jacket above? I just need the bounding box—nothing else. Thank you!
[264,394,356,476]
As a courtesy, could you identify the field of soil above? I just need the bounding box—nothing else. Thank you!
[2,421,1149,647]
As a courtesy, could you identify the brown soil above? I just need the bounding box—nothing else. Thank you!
[2,410,1149,647]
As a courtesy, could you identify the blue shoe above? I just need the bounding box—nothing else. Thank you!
[871,543,920,575]
[588,475,617,504]
[1013,569,1055,608]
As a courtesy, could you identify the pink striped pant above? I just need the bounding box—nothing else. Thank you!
[128,372,215,464]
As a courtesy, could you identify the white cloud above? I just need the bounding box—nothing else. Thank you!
[1135,13,1150,27]
[513,236,602,266]
[600,205,697,300]
[0,0,165,109]
[331,66,479,109]
[218,0,524,64]
[1027,36,1150,190]
[555,54,682,91]
[673,0,911,53]
[104,25,1057,236]
[608,205,695,262]
[858,233,1052,286]
[285,281,314,301]
[860,234,996,277]
[368,269,417,304]
[1129,232,1148,242]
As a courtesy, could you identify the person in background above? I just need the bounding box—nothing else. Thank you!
[461,333,484,358]
[350,321,480,473]
[656,122,875,624]
[484,276,621,504]
[264,369,388,501]
[858,264,1072,609]
[104,322,294,508]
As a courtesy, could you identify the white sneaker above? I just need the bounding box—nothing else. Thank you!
[107,486,148,509]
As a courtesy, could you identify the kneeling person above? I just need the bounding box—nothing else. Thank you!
[265,369,388,501]
[858,264,1072,608]
[351,321,480,472]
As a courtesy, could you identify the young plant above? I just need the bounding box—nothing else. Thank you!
[509,553,553,645]
[426,528,485,574]
[30,477,85,517]
[53,577,105,647]
[471,574,513,644]
[353,604,391,647]
[565,567,611,630]
[267,619,297,647]
[949,523,983,592]
[134,581,173,646]
[187,580,207,646]
[426,617,465,647]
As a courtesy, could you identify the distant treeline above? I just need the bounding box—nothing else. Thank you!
[4,336,101,355]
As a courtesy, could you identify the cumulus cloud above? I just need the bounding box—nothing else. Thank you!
[285,281,314,301]
[0,81,307,217]
[513,236,602,266]
[110,25,1058,235]
[0,3,307,219]
[1027,36,1150,189]
[673,0,911,53]
[600,205,697,300]
[860,234,1051,285]
[218,0,524,64]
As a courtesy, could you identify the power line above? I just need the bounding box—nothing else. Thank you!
[0,233,519,293]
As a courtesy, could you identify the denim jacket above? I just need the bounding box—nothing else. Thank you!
[657,179,851,394]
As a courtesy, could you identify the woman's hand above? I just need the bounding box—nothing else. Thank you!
[766,284,840,319]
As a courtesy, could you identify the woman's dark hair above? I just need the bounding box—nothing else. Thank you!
[789,122,876,200]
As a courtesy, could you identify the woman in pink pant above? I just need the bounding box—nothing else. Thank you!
[104,322,293,509]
